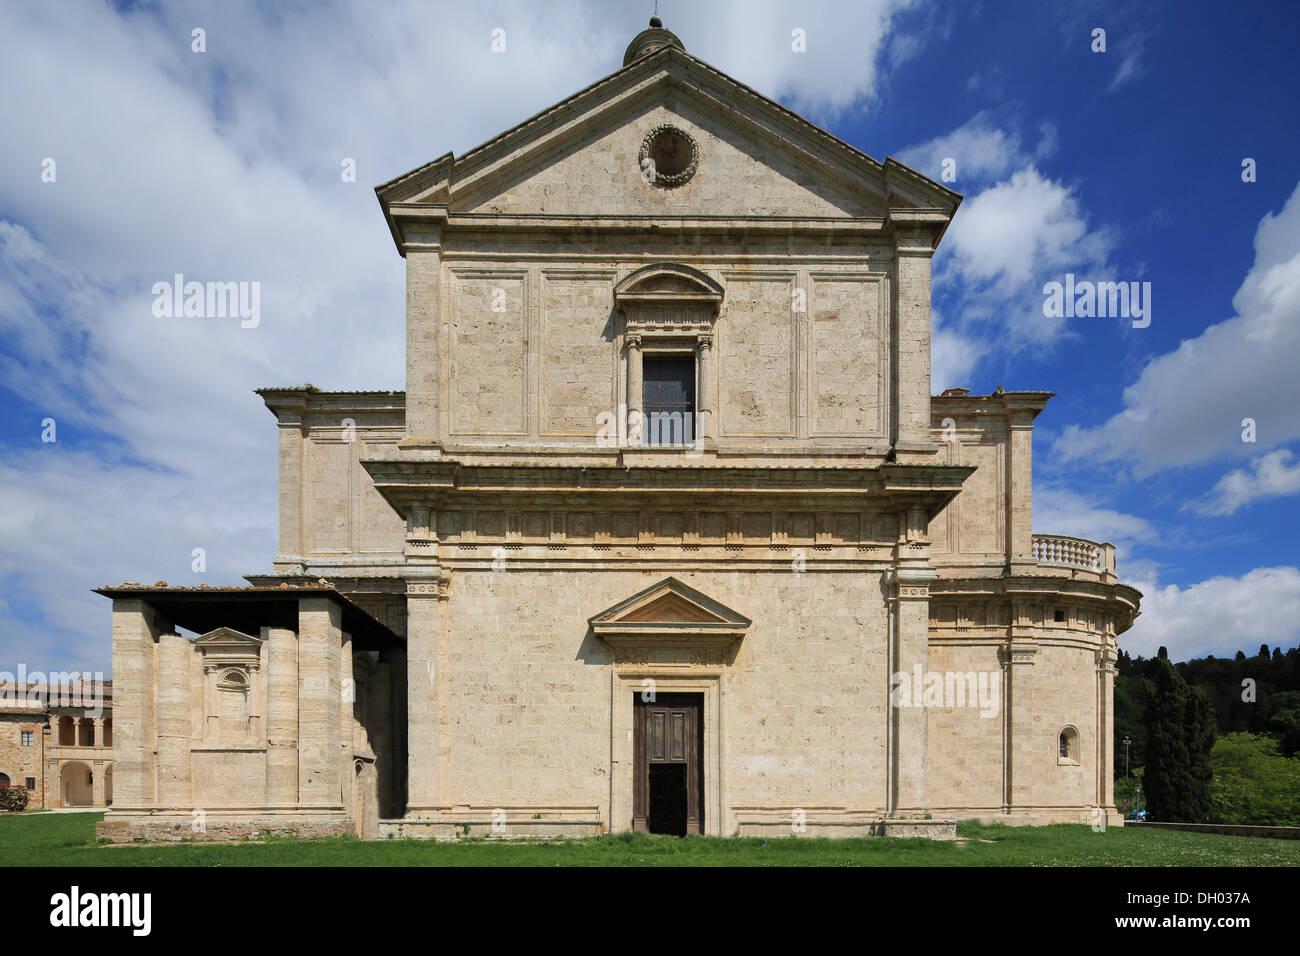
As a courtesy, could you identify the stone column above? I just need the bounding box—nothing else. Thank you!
[264,626,298,808]
[155,630,193,808]
[405,231,443,441]
[91,761,106,807]
[405,576,442,815]
[1003,602,1039,813]
[298,597,342,809]
[109,599,161,809]
[626,334,643,446]
[890,564,935,814]
[696,334,713,443]
[892,227,937,463]
[340,632,354,815]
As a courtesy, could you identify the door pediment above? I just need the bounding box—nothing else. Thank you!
[590,577,749,648]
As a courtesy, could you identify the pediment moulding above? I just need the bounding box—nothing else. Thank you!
[590,577,750,651]
[192,627,263,670]
[374,40,959,254]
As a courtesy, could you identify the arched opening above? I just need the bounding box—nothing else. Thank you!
[104,764,114,806]
[59,761,94,807]
[57,715,75,746]
[103,718,113,747]
[77,717,95,747]
[354,762,364,838]
[216,668,250,738]
[1058,726,1080,765]
[0,772,11,787]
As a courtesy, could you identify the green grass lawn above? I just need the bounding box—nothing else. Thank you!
[1,812,1296,866]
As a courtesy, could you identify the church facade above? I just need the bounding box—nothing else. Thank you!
[97,21,1140,843]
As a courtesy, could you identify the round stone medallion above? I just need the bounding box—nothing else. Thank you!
[638,125,699,188]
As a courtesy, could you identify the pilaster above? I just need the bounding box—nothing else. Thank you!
[405,228,443,441]
[1007,406,1037,573]
[891,226,938,462]
[889,506,935,815]
[696,333,714,443]
[626,334,643,445]
[1097,637,1118,816]
[1002,601,1039,811]
[404,573,446,814]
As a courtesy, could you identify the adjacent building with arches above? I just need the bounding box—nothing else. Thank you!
[0,682,113,809]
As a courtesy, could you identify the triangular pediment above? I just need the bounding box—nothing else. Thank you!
[591,577,750,644]
[377,45,958,237]
[192,626,262,647]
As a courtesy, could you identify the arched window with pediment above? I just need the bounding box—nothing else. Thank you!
[614,263,723,448]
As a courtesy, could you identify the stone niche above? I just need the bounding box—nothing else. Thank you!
[192,627,264,741]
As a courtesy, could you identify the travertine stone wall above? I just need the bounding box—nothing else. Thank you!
[259,391,406,571]
[430,568,894,831]
[929,394,1048,569]
[413,250,894,452]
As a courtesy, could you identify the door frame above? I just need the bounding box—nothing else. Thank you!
[634,692,704,834]
[612,671,723,837]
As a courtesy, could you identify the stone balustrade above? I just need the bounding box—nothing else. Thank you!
[1032,534,1115,576]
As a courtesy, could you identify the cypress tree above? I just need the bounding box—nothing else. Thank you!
[1144,658,1214,821]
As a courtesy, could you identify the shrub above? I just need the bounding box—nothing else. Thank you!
[0,786,30,811]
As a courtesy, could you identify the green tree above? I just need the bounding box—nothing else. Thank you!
[1144,658,1213,822]
[1211,733,1300,826]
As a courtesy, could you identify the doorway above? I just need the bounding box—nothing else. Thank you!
[633,693,703,835]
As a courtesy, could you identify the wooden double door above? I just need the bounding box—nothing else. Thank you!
[633,693,703,835]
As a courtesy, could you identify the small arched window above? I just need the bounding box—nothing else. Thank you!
[1058,727,1080,765]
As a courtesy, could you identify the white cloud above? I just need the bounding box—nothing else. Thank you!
[1032,485,1157,571]
[930,306,988,393]
[945,167,1106,292]
[937,166,1113,344]
[1188,449,1300,516]
[1122,567,1300,661]
[673,0,923,118]
[1057,181,1300,474]
[897,112,1057,185]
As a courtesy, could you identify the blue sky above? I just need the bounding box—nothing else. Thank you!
[1,0,1298,675]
